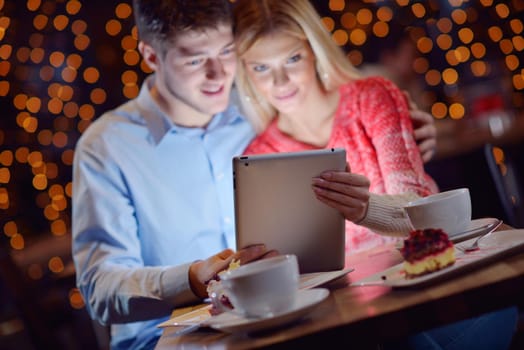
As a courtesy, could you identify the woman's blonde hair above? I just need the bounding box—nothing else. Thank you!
[233,0,361,133]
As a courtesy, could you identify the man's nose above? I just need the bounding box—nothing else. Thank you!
[205,59,225,80]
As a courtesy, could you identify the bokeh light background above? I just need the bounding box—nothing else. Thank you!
[0,0,523,309]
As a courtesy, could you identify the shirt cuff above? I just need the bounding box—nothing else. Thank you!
[159,262,201,306]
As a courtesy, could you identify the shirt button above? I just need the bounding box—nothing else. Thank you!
[224,217,231,224]
[216,173,224,181]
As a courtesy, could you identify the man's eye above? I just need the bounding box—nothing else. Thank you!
[187,58,204,66]
[221,47,235,55]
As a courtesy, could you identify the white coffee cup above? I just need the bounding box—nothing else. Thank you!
[219,254,299,318]
[403,188,472,235]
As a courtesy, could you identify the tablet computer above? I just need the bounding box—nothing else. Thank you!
[233,148,346,273]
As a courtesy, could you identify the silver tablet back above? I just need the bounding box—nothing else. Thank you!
[233,148,346,273]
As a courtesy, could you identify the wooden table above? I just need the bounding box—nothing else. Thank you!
[156,225,524,349]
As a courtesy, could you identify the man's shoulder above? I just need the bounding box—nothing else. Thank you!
[76,99,143,146]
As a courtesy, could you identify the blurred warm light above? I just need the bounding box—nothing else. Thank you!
[61,149,75,166]
[376,6,393,22]
[451,9,467,25]
[488,26,504,42]
[514,36,524,51]
[436,18,453,34]
[69,288,85,309]
[83,67,100,83]
[33,173,48,190]
[53,14,69,31]
[495,3,510,18]
[436,34,453,50]
[373,21,389,38]
[333,29,350,46]
[27,0,41,12]
[442,68,458,85]
[116,3,133,19]
[449,103,465,119]
[446,50,460,66]
[51,219,67,236]
[329,0,345,11]
[30,47,45,64]
[123,50,140,66]
[471,42,486,58]
[44,205,60,220]
[10,233,24,250]
[356,8,373,25]
[349,28,366,46]
[74,34,90,50]
[72,20,87,35]
[506,55,520,71]
[3,221,17,237]
[347,50,363,66]
[322,17,335,32]
[0,167,10,183]
[106,19,122,36]
[425,69,441,86]
[458,28,474,44]
[48,256,65,273]
[432,102,448,119]
[411,3,425,18]
[471,60,488,77]
[0,150,13,166]
[510,19,524,34]
[66,0,82,15]
[416,37,433,54]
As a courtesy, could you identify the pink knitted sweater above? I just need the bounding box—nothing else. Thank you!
[245,76,439,253]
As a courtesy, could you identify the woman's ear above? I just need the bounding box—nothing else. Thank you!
[139,41,159,71]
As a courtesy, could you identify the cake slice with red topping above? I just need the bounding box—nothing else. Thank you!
[400,228,456,278]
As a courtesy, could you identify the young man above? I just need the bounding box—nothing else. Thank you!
[72,1,273,349]
[72,1,436,349]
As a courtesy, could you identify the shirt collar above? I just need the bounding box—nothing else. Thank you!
[136,75,246,145]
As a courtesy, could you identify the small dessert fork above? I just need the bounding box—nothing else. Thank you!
[457,219,503,253]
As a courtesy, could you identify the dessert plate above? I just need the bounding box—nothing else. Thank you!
[448,217,502,243]
[204,288,329,334]
[353,229,524,288]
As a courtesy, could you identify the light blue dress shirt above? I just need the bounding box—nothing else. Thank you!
[72,76,255,349]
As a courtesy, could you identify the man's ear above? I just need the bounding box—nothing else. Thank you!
[139,41,159,71]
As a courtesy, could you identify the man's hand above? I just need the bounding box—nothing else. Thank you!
[405,91,437,163]
[188,244,277,299]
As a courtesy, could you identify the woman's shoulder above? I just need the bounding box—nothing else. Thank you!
[341,76,403,96]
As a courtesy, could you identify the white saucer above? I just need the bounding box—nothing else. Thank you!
[204,288,329,334]
[449,217,502,243]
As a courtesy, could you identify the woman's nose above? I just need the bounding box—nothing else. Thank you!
[272,68,289,86]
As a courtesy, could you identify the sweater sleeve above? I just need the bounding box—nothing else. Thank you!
[358,193,419,237]
[357,77,438,196]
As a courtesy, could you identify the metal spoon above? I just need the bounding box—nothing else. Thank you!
[457,219,503,253]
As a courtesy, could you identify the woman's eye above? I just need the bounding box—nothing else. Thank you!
[253,65,268,73]
[287,54,301,63]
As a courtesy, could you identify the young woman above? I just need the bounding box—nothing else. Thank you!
[233,0,438,253]
[232,1,517,349]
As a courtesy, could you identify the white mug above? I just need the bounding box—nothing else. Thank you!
[404,188,472,235]
[219,254,299,318]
